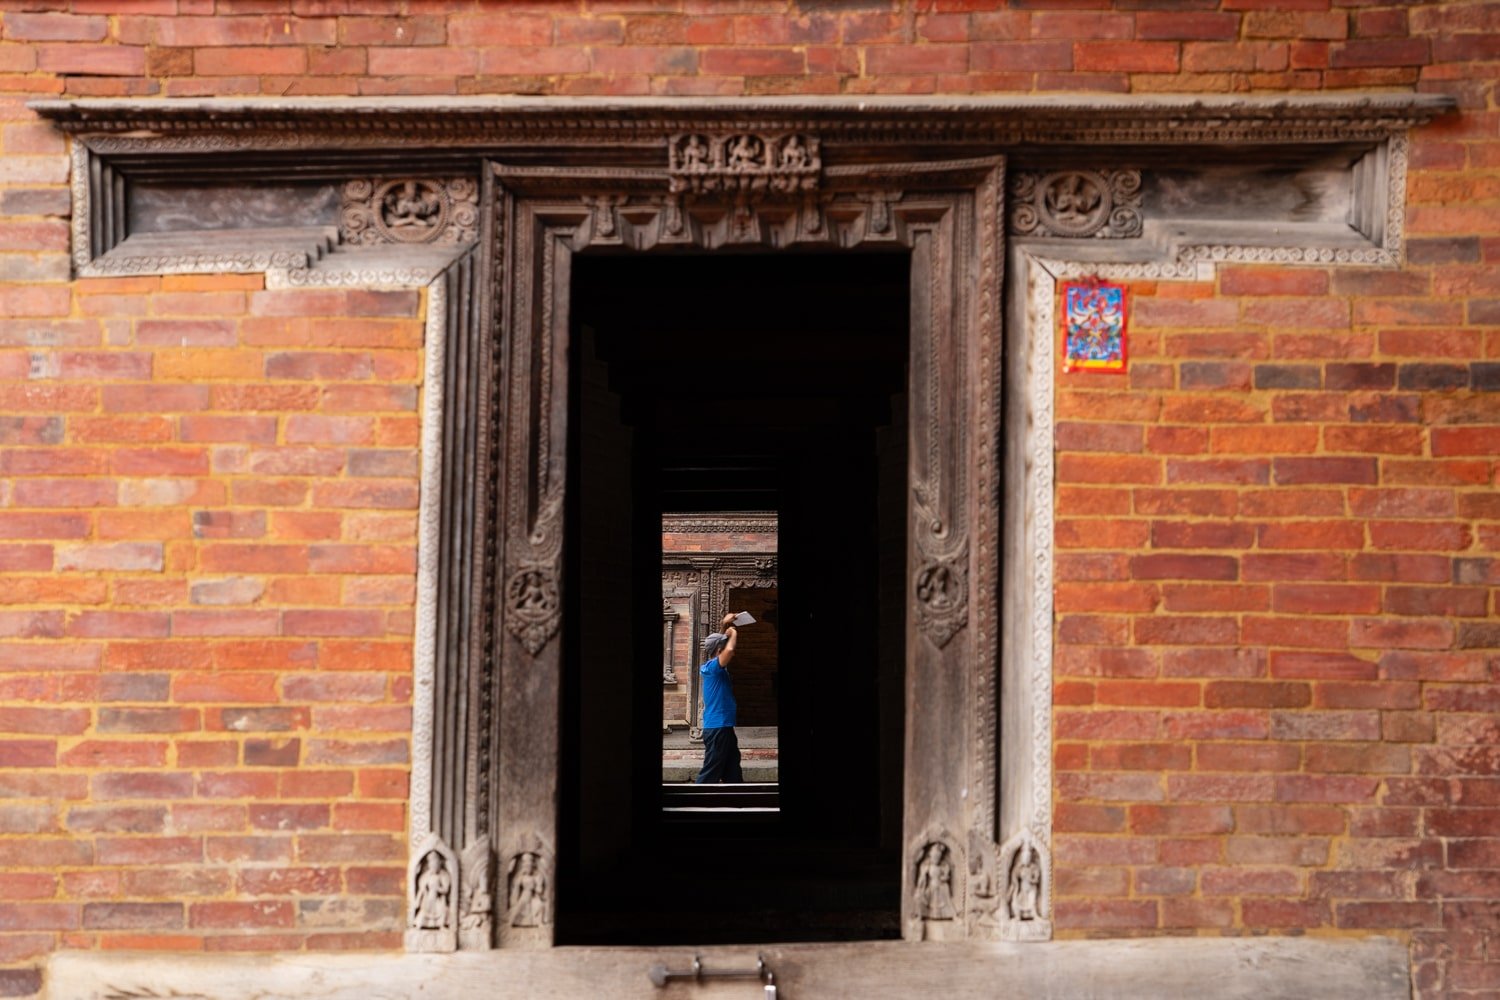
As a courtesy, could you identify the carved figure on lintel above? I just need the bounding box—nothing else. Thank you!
[780,134,809,169]
[997,828,1053,942]
[459,840,493,950]
[405,832,458,952]
[679,134,710,170]
[727,134,764,171]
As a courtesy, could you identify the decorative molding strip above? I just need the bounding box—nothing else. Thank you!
[267,262,455,288]
[411,276,446,849]
[35,95,1453,148]
[662,512,779,535]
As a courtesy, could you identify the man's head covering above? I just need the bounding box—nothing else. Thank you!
[702,632,729,658]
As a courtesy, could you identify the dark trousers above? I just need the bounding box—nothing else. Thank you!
[696,726,743,783]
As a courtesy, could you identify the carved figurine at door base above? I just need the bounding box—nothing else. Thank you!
[458,840,494,951]
[909,831,965,941]
[405,833,458,952]
[997,829,1053,943]
[967,830,1003,932]
[501,833,554,947]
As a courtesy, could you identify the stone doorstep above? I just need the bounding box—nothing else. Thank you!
[49,936,1407,999]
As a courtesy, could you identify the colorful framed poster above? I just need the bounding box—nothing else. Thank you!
[1062,280,1129,374]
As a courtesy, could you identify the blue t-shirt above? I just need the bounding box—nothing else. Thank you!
[699,656,737,729]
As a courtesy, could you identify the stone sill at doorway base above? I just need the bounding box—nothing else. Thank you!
[49,935,1407,999]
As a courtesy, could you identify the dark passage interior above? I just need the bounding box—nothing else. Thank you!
[560,252,910,944]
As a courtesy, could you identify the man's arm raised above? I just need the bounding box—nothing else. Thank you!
[718,613,740,666]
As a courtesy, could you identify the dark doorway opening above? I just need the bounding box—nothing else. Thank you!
[559,252,911,944]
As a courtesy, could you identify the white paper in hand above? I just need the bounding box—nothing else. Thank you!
[732,612,756,626]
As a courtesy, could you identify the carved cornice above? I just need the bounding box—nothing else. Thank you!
[662,513,778,536]
[33,95,1452,150]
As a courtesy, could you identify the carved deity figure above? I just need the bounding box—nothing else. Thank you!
[916,563,958,611]
[383,180,443,232]
[915,843,955,921]
[1007,844,1042,921]
[1043,174,1102,227]
[509,569,557,616]
[411,851,452,930]
[727,135,763,171]
[780,135,809,169]
[461,860,492,930]
[508,851,548,928]
[679,135,709,169]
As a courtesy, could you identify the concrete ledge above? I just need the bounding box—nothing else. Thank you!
[49,936,1407,1000]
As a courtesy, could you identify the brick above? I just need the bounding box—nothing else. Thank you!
[1130,554,1237,581]
[82,902,183,930]
[189,900,294,929]
[1398,363,1468,391]
[1273,457,1376,485]
[1206,681,1310,709]
[1329,38,1429,68]
[1325,363,1394,390]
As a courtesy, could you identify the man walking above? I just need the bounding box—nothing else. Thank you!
[696,612,745,783]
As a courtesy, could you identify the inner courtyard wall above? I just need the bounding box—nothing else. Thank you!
[0,3,1496,998]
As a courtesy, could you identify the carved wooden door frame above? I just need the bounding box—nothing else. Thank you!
[458,149,1022,947]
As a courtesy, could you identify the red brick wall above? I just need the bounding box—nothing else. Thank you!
[1,3,1496,999]
[1052,267,1499,994]
[0,275,421,989]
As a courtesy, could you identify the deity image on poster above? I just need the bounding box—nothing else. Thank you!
[1061,280,1128,374]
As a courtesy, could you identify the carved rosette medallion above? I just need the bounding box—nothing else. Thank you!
[913,543,968,648]
[341,177,480,246]
[405,832,458,953]
[504,565,561,655]
[909,829,965,942]
[1009,169,1143,239]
